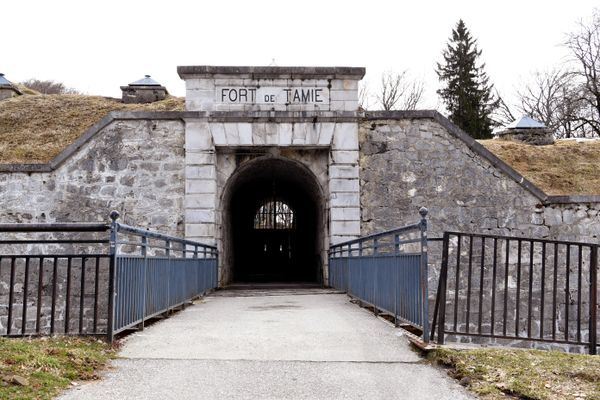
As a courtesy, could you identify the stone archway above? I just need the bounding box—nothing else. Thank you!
[221,156,326,285]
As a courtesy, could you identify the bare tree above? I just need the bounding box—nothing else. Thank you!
[566,9,600,136]
[20,79,80,95]
[375,70,425,111]
[400,80,425,110]
[489,90,516,128]
[358,80,371,110]
[516,69,584,137]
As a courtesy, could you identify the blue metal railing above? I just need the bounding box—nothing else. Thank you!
[329,208,429,343]
[107,211,218,342]
[0,213,217,341]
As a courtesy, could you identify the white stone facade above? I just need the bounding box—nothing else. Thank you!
[180,66,360,113]
[178,66,365,284]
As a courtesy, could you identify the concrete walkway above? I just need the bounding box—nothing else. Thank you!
[60,289,474,400]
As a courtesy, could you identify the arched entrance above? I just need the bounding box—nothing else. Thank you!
[223,157,324,284]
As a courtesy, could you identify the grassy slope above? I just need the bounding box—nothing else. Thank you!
[430,348,600,400]
[480,139,600,196]
[0,337,115,400]
[0,94,184,164]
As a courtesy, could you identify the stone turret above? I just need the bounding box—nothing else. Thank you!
[0,73,22,101]
[496,116,555,145]
[120,75,168,104]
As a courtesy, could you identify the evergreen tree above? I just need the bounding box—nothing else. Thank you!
[436,20,499,139]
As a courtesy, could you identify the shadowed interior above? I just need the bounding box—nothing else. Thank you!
[227,158,322,283]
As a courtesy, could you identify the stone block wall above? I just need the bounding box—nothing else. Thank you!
[0,117,185,232]
[358,111,600,352]
[0,89,20,101]
[183,115,361,284]
[1,104,599,349]
[358,113,600,242]
[0,115,186,335]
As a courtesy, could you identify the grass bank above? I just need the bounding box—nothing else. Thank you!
[480,139,600,195]
[0,337,115,400]
[0,94,184,164]
[429,347,600,400]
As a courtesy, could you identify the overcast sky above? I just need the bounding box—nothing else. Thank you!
[1,0,597,110]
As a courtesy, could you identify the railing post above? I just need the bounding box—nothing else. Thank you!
[394,233,400,326]
[107,210,120,343]
[193,245,199,295]
[419,207,429,343]
[435,232,450,345]
[166,239,172,312]
[139,235,148,331]
[346,244,352,293]
[215,247,219,289]
[590,245,597,355]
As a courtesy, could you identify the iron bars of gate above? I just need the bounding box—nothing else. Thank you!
[0,212,218,342]
[328,207,429,343]
[0,222,111,337]
[431,232,598,354]
[107,211,218,342]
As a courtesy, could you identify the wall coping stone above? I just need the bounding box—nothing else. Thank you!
[177,65,366,80]
[184,110,359,123]
[545,195,600,204]
[362,110,600,206]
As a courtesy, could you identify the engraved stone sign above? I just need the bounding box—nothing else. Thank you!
[217,87,330,105]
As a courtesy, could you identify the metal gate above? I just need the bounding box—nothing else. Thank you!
[431,231,599,354]
[328,208,429,343]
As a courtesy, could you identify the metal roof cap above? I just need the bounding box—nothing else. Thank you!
[0,73,13,87]
[129,75,161,86]
[505,115,546,129]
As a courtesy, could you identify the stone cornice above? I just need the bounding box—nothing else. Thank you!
[184,111,359,123]
[177,65,366,80]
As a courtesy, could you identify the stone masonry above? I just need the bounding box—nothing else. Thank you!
[0,117,185,231]
[359,112,600,243]
[178,66,365,284]
[359,111,600,352]
[0,116,185,334]
[2,68,600,349]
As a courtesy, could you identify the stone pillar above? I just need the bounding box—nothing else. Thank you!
[183,119,217,244]
[329,122,361,244]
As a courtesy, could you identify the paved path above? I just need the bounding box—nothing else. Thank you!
[60,289,474,400]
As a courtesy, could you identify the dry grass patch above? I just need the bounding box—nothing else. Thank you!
[430,347,600,400]
[481,139,600,196]
[0,94,184,164]
[0,336,115,400]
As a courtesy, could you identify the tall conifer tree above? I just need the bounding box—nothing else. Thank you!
[436,20,499,139]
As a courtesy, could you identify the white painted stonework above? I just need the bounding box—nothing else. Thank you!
[216,86,330,106]
[178,66,365,285]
